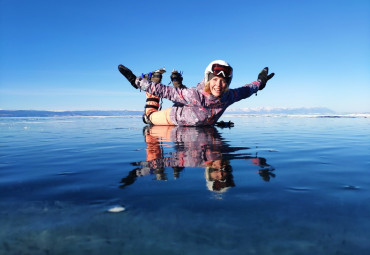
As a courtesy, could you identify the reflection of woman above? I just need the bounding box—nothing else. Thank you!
[120,126,275,192]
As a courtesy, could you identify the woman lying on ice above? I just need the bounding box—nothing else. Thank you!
[118,60,274,126]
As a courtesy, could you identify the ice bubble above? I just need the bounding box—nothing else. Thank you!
[343,185,360,190]
[107,206,126,213]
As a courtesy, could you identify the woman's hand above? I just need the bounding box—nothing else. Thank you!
[257,67,275,90]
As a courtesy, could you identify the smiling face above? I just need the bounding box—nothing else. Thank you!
[209,76,227,97]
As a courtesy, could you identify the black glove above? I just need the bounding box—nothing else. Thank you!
[118,64,138,89]
[170,70,185,89]
[257,67,275,90]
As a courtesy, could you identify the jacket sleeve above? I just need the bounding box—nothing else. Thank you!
[135,77,202,105]
[224,81,260,104]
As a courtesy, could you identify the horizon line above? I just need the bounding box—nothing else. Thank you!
[1,108,369,115]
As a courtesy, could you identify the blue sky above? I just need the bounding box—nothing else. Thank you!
[1,0,369,113]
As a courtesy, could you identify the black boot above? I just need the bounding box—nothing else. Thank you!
[141,68,165,125]
[142,68,166,84]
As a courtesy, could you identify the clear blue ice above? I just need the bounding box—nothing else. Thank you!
[0,115,369,255]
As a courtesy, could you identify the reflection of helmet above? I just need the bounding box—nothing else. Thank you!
[204,60,233,86]
[205,166,235,193]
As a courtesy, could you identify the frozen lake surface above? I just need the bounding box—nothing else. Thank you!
[0,115,369,255]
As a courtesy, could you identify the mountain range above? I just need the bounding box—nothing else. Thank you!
[225,107,335,114]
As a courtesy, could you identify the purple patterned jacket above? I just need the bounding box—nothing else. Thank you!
[135,78,261,126]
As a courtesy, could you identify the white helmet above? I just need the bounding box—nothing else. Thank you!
[204,60,233,86]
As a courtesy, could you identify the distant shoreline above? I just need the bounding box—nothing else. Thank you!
[0,110,143,117]
[0,110,368,118]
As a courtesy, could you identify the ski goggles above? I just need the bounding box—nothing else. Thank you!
[212,64,233,78]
